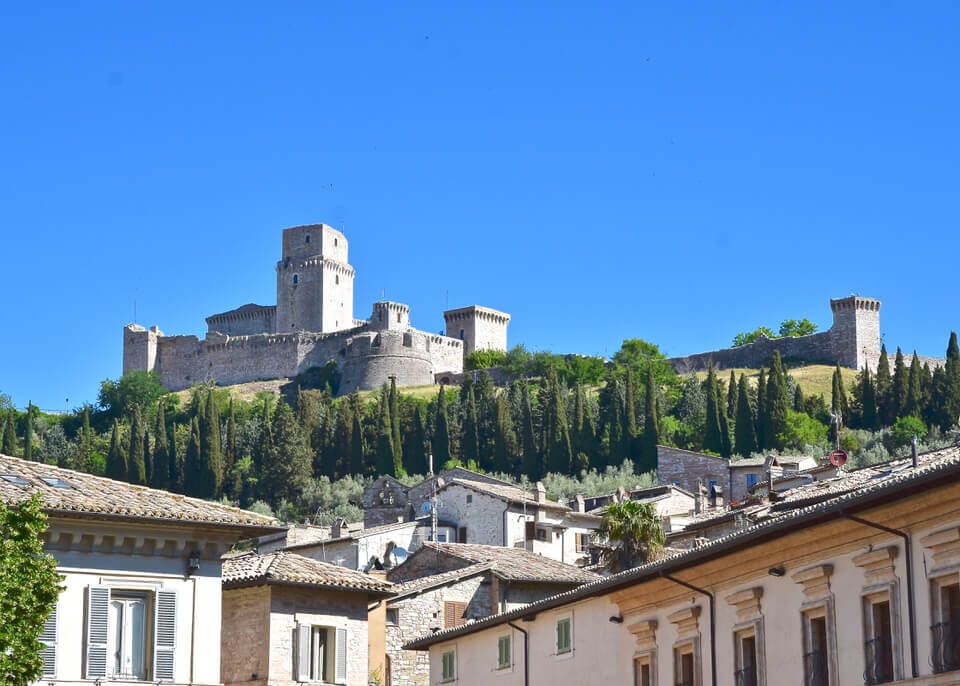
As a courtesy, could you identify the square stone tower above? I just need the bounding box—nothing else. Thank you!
[829,295,882,371]
[443,305,510,355]
[275,224,355,333]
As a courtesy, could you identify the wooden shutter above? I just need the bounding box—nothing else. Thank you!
[39,603,57,677]
[335,627,347,683]
[444,601,456,629]
[154,590,177,680]
[458,526,468,543]
[295,624,312,682]
[524,521,535,540]
[85,585,110,678]
[455,602,468,628]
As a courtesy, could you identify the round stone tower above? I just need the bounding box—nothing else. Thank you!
[275,224,355,333]
[829,295,882,371]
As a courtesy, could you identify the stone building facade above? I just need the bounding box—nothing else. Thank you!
[122,224,509,394]
[669,295,884,372]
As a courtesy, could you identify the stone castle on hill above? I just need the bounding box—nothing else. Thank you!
[123,224,511,394]
[669,295,944,373]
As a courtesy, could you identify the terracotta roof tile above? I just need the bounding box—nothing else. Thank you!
[0,453,280,530]
[432,542,599,584]
[223,550,394,594]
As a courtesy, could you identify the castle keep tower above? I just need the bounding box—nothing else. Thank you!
[829,295,882,372]
[444,305,511,355]
[275,224,355,333]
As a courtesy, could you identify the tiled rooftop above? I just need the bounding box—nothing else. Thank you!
[0,453,281,530]
[391,562,495,598]
[223,550,394,594]
[433,542,600,584]
[444,477,569,511]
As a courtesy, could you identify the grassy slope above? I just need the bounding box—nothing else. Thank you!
[693,364,859,399]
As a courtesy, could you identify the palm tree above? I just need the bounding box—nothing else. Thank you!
[597,500,665,571]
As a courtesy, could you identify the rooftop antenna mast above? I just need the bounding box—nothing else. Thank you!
[429,453,438,552]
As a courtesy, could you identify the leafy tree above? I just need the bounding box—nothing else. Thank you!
[793,383,805,413]
[613,339,678,396]
[875,345,893,425]
[434,386,451,467]
[734,374,757,457]
[333,401,353,477]
[127,407,146,485]
[261,400,313,507]
[703,367,725,455]
[732,326,776,347]
[596,500,665,570]
[0,493,63,684]
[778,318,818,337]
[96,371,168,423]
[3,409,17,455]
[152,401,171,490]
[170,422,183,492]
[105,419,126,481]
[830,363,850,423]
[888,416,927,451]
[640,366,660,473]
[765,352,789,450]
[501,344,533,379]
[464,349,508,371]
[256,397,272,475]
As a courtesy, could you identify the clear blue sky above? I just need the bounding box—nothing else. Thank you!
[2,2,958,411]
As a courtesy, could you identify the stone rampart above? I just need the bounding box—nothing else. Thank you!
[205,304,276,336]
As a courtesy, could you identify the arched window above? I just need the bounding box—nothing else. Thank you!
[305,234,310,244]
[397,312,401,323]
[334,238,338,246]
[293,274,299,285]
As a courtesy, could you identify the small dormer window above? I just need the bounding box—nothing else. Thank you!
[305,234,310,244]
[40,476,72,488]
[0,474,30,485]
[293,274,299,285]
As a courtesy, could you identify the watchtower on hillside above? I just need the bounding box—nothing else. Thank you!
[443,305,511,355]
[275,224,355,333]
[829,295,882,371]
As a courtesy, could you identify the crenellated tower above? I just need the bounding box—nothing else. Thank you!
[443,305,510,355]
[275,224,355,333]
[829,295,882,371]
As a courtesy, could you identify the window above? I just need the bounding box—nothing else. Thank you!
[524,521,535,540]
[0,474,30,485]
[497,634,511,669]
[458,527,468,543]
[428,532,447,543]
[575,533,590,553]
[397,312,401,323]
[556,616,572,655]
[674,646,695,686]
[459,329,464,340]
[746,473,757,487]
[864,598,894,684]
[536,528,547,541]
[734,632,758,686]
[634,658,652,686]
[109,593,148,679]
[334,238,338,247]
[386,608,399,626]
[441,649,456,682]
[305,234,310,244]
[296,624,347,683]
[293,274,299,285]
[466,494,473,504]
[803,614,830,686]
[931,577,960,674]
[444,601,467,629]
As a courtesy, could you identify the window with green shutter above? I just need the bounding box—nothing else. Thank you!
[441,649,456,682]
[497,634,511,669]
[556,616,572,654]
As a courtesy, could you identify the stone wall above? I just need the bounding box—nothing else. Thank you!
[221,585,272,686]
[385,575,493,686]
[656,445,730,497]
[206,305,276,337]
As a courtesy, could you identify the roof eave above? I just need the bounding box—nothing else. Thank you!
[223,577,395,598]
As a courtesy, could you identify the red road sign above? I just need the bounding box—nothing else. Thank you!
[829,449,848,467]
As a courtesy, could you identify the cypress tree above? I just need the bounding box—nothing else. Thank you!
[200,391,223,497]
[256,397,272,476]
[603,377,625,468]
[434,387,451,467]
[127,407,146,484]
[520,381,539,479]
[350,407,364,476]
[734,374,757,457]
[831,364,849,420]
[727,370,738,420]
[224,398,237,493]
[640,366,660,473]
[580,387,598,462]
[461,382,480,468]
[765,352,789,450]
[260,400,312,507]
[624,369,638,460]
[891,348,908,420]
[333,401,353,477]
[919,363,935,427]
[755,370,767,450]
[573,385,586,457]
[704,366,724,454]
[143,426,153,486]
[793,384,804,413]
[905,352,923,418]
[184,417,203,497]
[403,406,429,476]
[374,391,397,476]
[717,381,732,458]
[2,410,16,456]
[544,370,573,474]
[875,345,893,426]
[492,393,519,473]
[170,423,183,492]
[23,402,34,461]
[946,332,960,428]
[860,367,878,430]
[106,420,126,481]
[76,405,93,472]
[389,377,402,462]
[152,401,171,490]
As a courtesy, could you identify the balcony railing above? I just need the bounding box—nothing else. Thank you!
[734,664,757,686]
[863,637,894,684]
[803,649,828,686]
[931,621,960,674]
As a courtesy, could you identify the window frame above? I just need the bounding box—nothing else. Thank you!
[496,633,512,671]
[672,640,700,686]
[929,572,960,675]
[800,602,838,686]
[733,627,760,686]
[385,608,399,626]
[554,613,573,658]
[441,647,457,683]
[633,652,656,686]
[107,590,152,681]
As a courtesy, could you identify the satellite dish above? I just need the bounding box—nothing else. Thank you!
[419,502,433,515]
[829,449,848,467]
[390,548,409,565]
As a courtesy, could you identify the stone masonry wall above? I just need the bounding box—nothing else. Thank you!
[656,446,730,498]
[385,576,493,686]
[221,585,272,686]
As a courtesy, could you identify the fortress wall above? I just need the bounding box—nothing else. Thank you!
[205,306,276,337]
[429,335,464,374]
[339,330,435,394]
[155,334,303,391]
[669,329,839,374]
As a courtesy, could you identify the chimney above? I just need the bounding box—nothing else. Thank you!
[616,486,628,502]
[912,435,919,468]
[331,517,346,539]
[534,481,546,504]
[573,494,585,513]
[694,479,703,515]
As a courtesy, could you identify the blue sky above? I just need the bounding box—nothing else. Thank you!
[1,2,958,411]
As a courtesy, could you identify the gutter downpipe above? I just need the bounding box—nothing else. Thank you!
[660,572,716,686]
[506,622,530,686]
[842,512,919,679]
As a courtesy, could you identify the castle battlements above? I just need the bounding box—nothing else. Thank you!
[123,224,509,394]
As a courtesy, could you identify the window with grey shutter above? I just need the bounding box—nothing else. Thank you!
[85,585,110,678]
[39,603,57,677]
[335,627,347,683]
[154,590,177,680]
[295,623,311,682]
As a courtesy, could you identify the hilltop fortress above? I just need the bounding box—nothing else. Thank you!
[669,295,944,373]
[123,224,510,394]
